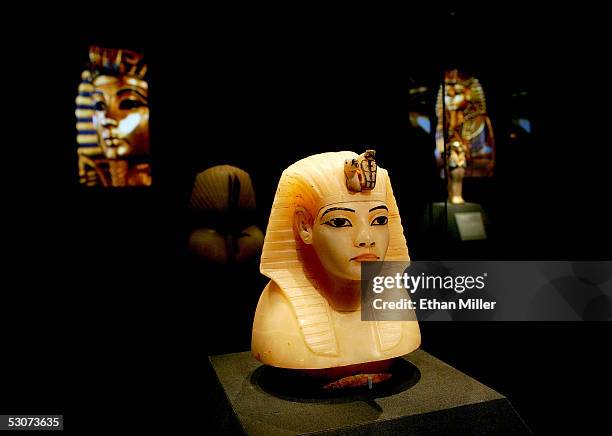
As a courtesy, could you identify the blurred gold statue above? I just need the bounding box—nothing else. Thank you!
[76,46,151,187]
[252,151,420,387]
[435,69,495,203]
[446,134,469,204]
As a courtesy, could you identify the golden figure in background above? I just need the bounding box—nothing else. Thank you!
[76,46,151,187]
[435,69,495,204]
[446,133,469,204]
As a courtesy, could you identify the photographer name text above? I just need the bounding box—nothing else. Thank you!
[372,298,497,311]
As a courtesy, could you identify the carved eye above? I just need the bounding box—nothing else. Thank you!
[324,218,352,228]
[93,101,106,111]
[371,216,388,226]
[119,99,146,110]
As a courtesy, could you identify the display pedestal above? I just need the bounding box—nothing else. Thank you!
[428,202,489,241]
[207,349,529,435]
[421,202,492,258]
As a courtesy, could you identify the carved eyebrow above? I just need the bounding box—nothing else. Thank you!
[321,207,355,218]
[369,205,388,212]
[117,87,148,100]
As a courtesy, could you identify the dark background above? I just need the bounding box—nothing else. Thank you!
[4,5,611,434]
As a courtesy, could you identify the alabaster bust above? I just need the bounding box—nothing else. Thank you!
[252,151,420,371]
[188,165,264,264]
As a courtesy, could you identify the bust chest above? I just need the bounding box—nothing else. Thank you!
[331,310,383,361]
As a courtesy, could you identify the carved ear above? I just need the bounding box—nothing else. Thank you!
[294,206,314,245]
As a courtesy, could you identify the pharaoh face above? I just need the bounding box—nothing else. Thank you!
[92,75,149,159]
[300,200,390,281]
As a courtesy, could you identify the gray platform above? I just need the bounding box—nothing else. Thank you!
[429,202,490,241]
[207,349,530,435]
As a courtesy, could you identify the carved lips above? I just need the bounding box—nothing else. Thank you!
[350,253,379,262]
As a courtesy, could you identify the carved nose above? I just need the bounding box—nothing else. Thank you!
[102,117,118,128]
[355,227,375,247]
[358,241,375,247]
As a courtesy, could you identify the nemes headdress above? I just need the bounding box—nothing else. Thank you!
[189,165,257,214]
[75,46,148,159]
[88,46,148,83]
[260,151,409,356]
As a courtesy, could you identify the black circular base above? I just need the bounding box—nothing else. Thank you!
[251,357,421,403]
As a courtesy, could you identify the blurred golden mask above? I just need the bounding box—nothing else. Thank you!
[92,75,150,160]
[76,46,151,187]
